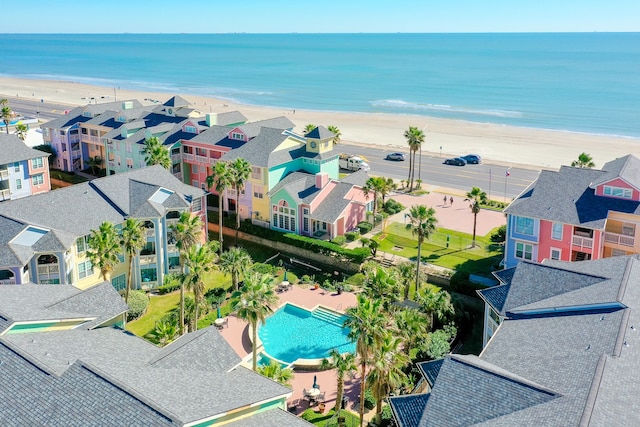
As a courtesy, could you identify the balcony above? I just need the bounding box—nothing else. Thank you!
[171,153,182,162]
[604,232,635,247]
[72,150,82,160]
[0,279,17,285]
[572,235,593,249]
[0,189,10,201]
[195,154,209,164]
[0,169,8,180]
[37,264,60,275]
[139,255,156,265]
[183,153,195,162]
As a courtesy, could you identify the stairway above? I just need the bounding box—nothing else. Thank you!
[312,307,347,327]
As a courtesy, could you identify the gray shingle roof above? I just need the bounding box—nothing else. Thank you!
[39,106,90,130]
[389,394,430,427]
[339,170,370,187]
[0,134,48,165]
[236,116,295,139]
[305,125,334,140]
[591,154,640,189]
[226,408,314,426]
[162,95,191,108]
[212,111,247,126]
[221,127,296,167]
[417,359,444,387]
[309,182,353,223]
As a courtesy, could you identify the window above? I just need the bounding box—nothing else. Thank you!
[272,203,296,232]
[191,164,198,174]
[622,223,636,236]
[515,216,534,235]
[550,248,561,260]
[253,185,264,199]
[515,242,533,261]
[191,197,202,212]
[192,180,199,188]
[303,217,309,232]
[251,166,261,180]
[185,125,197,133]
[13,162,20,172]
[612,248,627,257]
[127,159,133,169]
[603,185,633,199]
[551,222,563,240]
[489,308,501,325]
[15,179,22,190]
[231,132,244,141]
[78,260,94,279]
[200,165,206,174]
[90,129,98,137]
[126,142,132,153]
[77,236,89,253]
[111,274,126,291]
[32,173,44,186]
[32,157,43,169]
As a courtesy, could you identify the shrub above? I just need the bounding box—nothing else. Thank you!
[364,388,376,410]
[331,235,347,246]
[301,274,313,284]
[344,231,359,242]
[490,225,507,243]
[127,290,149,321]
[380,405,394,427]
[383,199,405,215]
[252,262,276,275]
[357,221,373,234]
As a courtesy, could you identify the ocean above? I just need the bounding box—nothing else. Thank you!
[1,33,639,136]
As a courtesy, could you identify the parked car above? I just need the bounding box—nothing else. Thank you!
[444,157,467,166]
[462,154,482,164]
[385,152,406,161]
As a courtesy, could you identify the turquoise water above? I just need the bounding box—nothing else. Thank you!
[1,33,639,136]
[258,304,355,363]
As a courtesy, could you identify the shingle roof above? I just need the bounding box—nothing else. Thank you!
[309,182,353,223]
[417,359,444,387]
[0,134,48,165]
[226,408,314,426]
[236,116,295,139]
[162,95,191,108]
[221,127,297,167]
[389,394,430,427]
[591,154,640,189]
[339,170,370,187]
[305,125,335,140]
[39,106,90,129]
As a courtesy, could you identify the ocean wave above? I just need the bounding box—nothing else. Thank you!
[371,99,523,118]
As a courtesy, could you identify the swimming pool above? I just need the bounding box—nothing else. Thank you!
[258,303,355,365]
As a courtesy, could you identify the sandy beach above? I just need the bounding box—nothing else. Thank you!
[1,76,638,170]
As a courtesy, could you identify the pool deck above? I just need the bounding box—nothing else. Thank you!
[218,284,364,415]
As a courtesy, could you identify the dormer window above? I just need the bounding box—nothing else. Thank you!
[82,111,92,118]
[603,185,632,199]
[231,132,245,141]
[185,125,197,134]
[117,115,127,122]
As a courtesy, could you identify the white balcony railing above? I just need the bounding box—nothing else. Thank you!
[0,279,17,285]
[195,155,209,164]
[37,264,60,275]
[139,255,156,265]
[183,153,195,162]
[572,235,593,249]
[604,232,635,247]
[72,150,82,159]
[171,154,182,162]
[0,169,8,180]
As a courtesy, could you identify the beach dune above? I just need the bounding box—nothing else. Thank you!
[1,76,638,170]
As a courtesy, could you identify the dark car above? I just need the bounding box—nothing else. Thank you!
[444,157,467,166]
[462,154,482,164]
[385,152,406,161]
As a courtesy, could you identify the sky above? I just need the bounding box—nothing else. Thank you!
[4,0,639,33]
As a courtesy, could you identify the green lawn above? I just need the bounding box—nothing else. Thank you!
[376,223,503,274]
[301,408,361,427]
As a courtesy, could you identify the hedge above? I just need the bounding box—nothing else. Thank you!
[126,290,149,321]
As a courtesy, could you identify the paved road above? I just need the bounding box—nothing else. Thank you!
[5,96,539,200]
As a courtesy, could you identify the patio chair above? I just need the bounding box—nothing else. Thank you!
[303,388,309,397]
[318,392,326,401]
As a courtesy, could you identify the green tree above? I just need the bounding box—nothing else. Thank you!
[571,152,595,169]
[361,262,402,309]
[362,176,388,223]
[219,246,253,291]
[465,186,488,248]
[120,218,146,304]
[394,261,415,300]
[405,205,438,295]
[1,99,12,135]
[206,161,233,256]
[229,157,252,244]
[230,272,279,371]
[143,136,172,169]
[304,124,316,135]
[87,156,102,175]
[368,332,409,424]
[327,125,341,145]
[419,289,454,331]
[320,349,357,413]
[86,221,122,282]
[344,294,387,427]
[403,126,425,191]
[182,241,218,331]
[15,123,29,141]
[257,359,295,387]
[394,308,429,358]
[147,318,178,347]
[33,144,57,165]
[170,212,204,334]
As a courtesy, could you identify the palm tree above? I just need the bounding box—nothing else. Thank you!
[206,161,232,257]
[571,152,595,169]
[182,241,218,331]
[465,186,488,248]
[257,359,295,387]
[361,262,402,309]
[86,221,122,282]
[394,308,428,357]
[170,212,204,334]
[381,178,396,204]
[344,294,387,427]
[147,318,178,347]
[15,123,29,141]
[368,332,409,424]
[230,272,278,371]
[143,136,172,169]
[320,349,357,413]
[394,261,415,300]
[327,125,341,145]
[120,218,146,304]
[403,126,425,191]
[219,247,253,291]
[419,289,454,331]
[362,176,387,224]
[229,157,252,244]
[87,156,102,175]
[304,124,316,135]
[405,205,438,294]
[1,99,12,135]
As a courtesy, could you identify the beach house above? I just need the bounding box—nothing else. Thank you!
[0,134,51,201]
[503,154,640,268]
[390,255,640,426]
[0,282,309,426]
[0,166,205,289]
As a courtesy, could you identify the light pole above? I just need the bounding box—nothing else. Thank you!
[504,168,511,203]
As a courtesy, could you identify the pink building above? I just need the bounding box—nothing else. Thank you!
[0,134,50,202]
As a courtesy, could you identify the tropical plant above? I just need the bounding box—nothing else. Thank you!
[465,186,488,248]
[206,161,232,256]
[403,126,425,191]
[125,290,149,321]
[120,218,146,304]
[419,289,454,331]
[327,125,341,145]
[257,359,294,387]
[304,124,316,135]
[405,205,437,295]
[394,308,429,357]
[362,176,388,223]
[361,262,402,309]
[15,123,28,141]
[394,261,415,300]
[344,294,387,427]
[1,99,12,135]
[33,144,57,165]
[147,318,178,347]
[143,136,172,169]
[86,221,122,282]
[182,241,218,330]
[367,332,409,424]
[219,246,253,291]
[229,157,252,244]
[230,272,278,371]
[571,152,595,169]
[320,349,357,413]
[170,212,204,334]
[87,156,103,175]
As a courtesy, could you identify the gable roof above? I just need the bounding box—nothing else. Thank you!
[591,154,640,189]
[221,127,300,167]
[305,125,335,140]
[0,134,48,165]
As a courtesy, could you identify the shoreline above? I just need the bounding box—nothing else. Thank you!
[2,76,639,170]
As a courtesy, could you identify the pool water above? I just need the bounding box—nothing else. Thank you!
[258,303,355,364]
